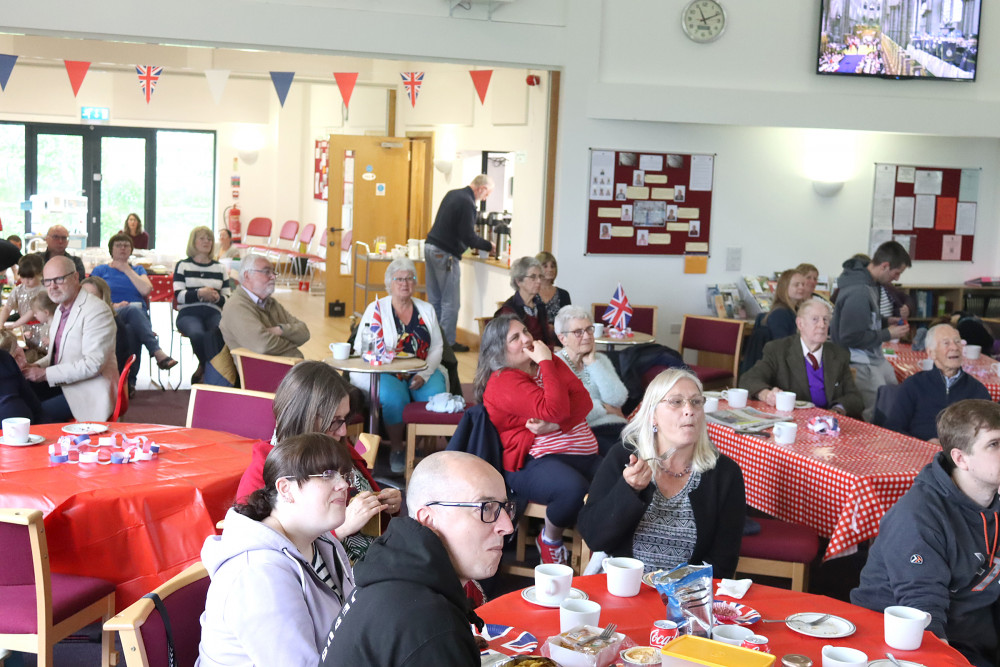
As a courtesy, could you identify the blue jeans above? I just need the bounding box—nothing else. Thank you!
[504,453,603,528]
[116,304,162,385]
[423,243,460,345]
[176,306,222,366]
[379,369,447,424]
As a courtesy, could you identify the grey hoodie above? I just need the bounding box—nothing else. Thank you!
[831,256,888,364]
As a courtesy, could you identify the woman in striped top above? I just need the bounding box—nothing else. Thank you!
[476,313,601,566]
[173,226,231,381]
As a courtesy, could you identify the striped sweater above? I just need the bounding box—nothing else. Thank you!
[172,258,230,312]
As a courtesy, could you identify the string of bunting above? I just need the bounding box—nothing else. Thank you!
[49,432,160,465]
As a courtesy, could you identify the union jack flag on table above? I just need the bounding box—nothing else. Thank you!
[602,282,633,330]
[473,623,538,655]
[371,300,387,357]
[136,65,162,104]
[400,71,424,107]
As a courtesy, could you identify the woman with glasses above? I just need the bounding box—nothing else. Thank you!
[173,226,230,383]
[351,257,446,474]
[475,313,602,566]
[199,433,356,667]
[554,305,628,454]
[494,256,559,347]
[236,361,401,562]
[577,368,746,577]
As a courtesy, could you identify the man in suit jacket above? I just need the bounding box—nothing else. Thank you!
[24,256,118,422]
[740,298,863,418]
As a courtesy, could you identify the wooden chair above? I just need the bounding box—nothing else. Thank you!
[736,517,819,592]
[110,354,137,422]
[230,347,303,394]
[402,403,465,484]
[103,562,210,667]
[678,315,745,389]
[592,303,659,337]
[186,385,276,441]
[357,432,381,470]
[503,503,586,577]
[0,508,116,667]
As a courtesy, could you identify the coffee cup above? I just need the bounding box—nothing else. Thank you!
[559,598,601,632]
[329,342,352,360]
[712,624,752,646]
[602,556,643,597]
[963,344,982,360]
[703,396,719,412]
[2,417,30,444]
[773,421,797,445]
[721,388,749,409]
[992,362,1000,376]
[534,563,573,605]
[593,323,605,339]
[775,390,796,413]
[821,645,867,667]
[884,605,931,651]
[919,358,934,371]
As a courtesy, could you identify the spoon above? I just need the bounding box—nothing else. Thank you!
[884,653,903,667]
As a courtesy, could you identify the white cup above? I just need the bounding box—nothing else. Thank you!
[2,417,30,444]
[821,645,868,667]
[329,342,352,360]
[559,598,601,632]
[602,556,644,597]
[703,396,719,413]
[721,388,749,409]
[534,563,573,605]
[712,624,752,646]
[773,421,797,445]
[919,358,934,371]
[963,344,982,360]
[884,605,931,651]
[407,239,421,260]
[992,362,1000,376]
[775,390,796,413]
[593,323,605,338]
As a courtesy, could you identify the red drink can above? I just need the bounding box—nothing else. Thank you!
[741,634,770,653]
[649,620,678,648]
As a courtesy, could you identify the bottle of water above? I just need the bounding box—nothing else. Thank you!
[360,323,375,362]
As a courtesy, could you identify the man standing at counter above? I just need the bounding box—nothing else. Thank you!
[424,174,495,352]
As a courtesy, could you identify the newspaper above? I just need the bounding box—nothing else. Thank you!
[706,407,784,433]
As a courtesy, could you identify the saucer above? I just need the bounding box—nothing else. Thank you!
[62,423,109,435]
[0,433,45,446]
[520,586,588,608]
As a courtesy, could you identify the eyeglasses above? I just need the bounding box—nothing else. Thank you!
[524,273,543,281]
[392,276,416,283]
[660,396,707,409]
[566,325,595,338]
[47,235,68,241]
[248,268,276,277]
[327,416,348,431]
[41,271,75,287]
[283,470,350,485]
[425,499,516,524]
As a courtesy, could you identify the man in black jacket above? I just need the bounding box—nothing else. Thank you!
[320,451,514,666]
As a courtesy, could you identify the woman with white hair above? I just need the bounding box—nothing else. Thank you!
[577,368,746,577]
[494,256,558,347]
[352,257,445,474]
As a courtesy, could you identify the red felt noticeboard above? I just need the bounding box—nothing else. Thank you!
[586,149,715,256]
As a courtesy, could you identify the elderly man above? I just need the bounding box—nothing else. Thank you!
[884,324,990,442]
[320,451,514,666]
[218,253,309,358]
[36,225,85,281]
[740,298,864,418]
[23,256,118,422]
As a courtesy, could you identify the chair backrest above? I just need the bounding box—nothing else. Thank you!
[111,354,137,422]
[244,217,272,239]
[356,432,381,470]
[0,508,51,634]
[186,385,276,441]
[679,315,744,356]
[230,348,301,394]
[591,303,659,337]
[278,220,299,242]
[297,223,317,251]
[873,383,902,427]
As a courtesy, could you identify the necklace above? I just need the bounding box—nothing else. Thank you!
[656,461,692,478]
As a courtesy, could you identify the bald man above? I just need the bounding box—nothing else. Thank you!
[320,451,514,666]
[35,225,85,281]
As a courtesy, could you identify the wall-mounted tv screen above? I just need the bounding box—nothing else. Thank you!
[817,0,981,81]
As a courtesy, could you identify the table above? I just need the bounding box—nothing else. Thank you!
[325,356,427,432]
[0,422,254,610]
[478,575,970,665]
[886,342,1000,400]
[707,400,938,560]
[596,331,655,353]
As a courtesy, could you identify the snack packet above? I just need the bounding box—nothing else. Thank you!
[652,563,714,638]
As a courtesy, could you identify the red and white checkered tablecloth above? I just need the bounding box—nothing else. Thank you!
[886,342,1000,401]
[707,401,939,561]
[148,273,174,303]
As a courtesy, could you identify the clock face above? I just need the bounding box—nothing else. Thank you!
[683,0,727,43]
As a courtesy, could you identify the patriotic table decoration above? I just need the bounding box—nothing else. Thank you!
[602,282,633,330]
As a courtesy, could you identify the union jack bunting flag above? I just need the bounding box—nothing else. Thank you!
[136,65,162,103]
[400,71,424,107]
[473,623,538,654]
[371,300,387,357]
[602,282,633,330]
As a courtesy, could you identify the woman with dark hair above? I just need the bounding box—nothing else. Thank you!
[122,212,148,249]
[199,433,355,666]
[495,256,558,347]
[535,251,572,325]
[763,268,808,340]
[475,313,601,566]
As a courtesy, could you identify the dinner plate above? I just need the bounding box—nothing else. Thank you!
[642,570,668,588]
[0,433,45,446]
[473,623,538,657]
[520,586,588,608]
[712,601,761,625]
[786,612,856,638]
[395,351,415,359]
[795,400,815,409]
[868,660,926,667]
[62,423,109,435]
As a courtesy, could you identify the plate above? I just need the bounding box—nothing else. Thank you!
[0,433,45,446]
[786,612,856,638]
[868,661,926,667]
[795,400,815,409]
[520,586,588,608]
[703,391,723,399]
[395,351,415,359]
[712,601,761,625]
[62,423,109,435]
[473,623,538,657]
[642,570,666,588]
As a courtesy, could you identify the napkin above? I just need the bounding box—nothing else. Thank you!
[426,393,466,413]
[807,415,840,435]
[716,578,752,599]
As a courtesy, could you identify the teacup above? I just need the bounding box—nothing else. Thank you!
[534,563,573,605]
[821,645,867,667]
[2,417,30,444]
[775,390,796,413]
[703,396,720,412]
[992,362,1000,377]
[593,323,605,339]
[602,556,643,597]
[559,598,601,632]
[773,421,797,445]
[712,624,752,646]
[919,358,934,371]
[329,342,352,360]
[884,605,931,651]
[721,388,749,408]
[964,344,982,359]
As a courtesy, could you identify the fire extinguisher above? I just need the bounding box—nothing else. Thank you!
[224,205,241,243]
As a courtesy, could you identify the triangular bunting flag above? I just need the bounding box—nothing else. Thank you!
[64,61,90,97]
[270,71,295,107]
[204,69,230,105]
[333,72,358,110]
[469,70,493,104]
[135,65,163,103]
[400,71,424,107]
[0,55,17,92]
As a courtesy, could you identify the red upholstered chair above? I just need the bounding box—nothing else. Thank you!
[0,508,116,667]
[230,347,302,394]
[737,517,820,592]
[234,217,272,250]
[110,354,137,422]
[185,385,277,441]
[678,314,745,389]
[591,303,658,337]
[401,383,477,483]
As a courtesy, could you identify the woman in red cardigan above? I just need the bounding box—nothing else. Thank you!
[475,314,602,566]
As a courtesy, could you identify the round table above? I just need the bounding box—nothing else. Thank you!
[325,355,427,433]
[596,331,655,352]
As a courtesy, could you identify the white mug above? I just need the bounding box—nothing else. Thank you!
[534,563,573,605]
[992,362,1000,377]
[821,645,867,667]
[884,605,931,651]
[775,390,796,413]
[773,421,797,445]
[559,598,601,632]
[963,344,982,360]
[721,388,749,409]
[593,323,605,339]
[329,342,352,360]
[703,396,720,413]
[712,624,752,646]
[919,358,934,371]
[602,556,643,597]
[2,417,30,444]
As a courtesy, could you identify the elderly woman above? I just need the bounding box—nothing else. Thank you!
[476,313,601,565]
[578,368,745,577]
[199,434,355,667]
[122,212,149,250]
[536,251,572,325]
[351,257,446,474]
[764,268,809,340]
[495,256,558,347]
[173,226,231,382]
[555,305,628,454]
[236,361,401,562]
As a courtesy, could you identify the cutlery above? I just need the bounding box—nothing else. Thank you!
[760,613,832,626]
[582,623,617,646]
[885,652,903,667]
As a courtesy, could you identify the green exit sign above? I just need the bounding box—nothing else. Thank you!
[81,106,110,122]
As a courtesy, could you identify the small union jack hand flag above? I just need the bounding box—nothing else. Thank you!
[602,282,633,330]
[371,300,387,357]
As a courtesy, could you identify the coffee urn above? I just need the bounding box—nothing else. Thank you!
[487,211,512,260]
[474,210,489,242]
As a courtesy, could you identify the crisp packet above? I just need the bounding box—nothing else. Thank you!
[807,415,840,435]
[652,562,714,638]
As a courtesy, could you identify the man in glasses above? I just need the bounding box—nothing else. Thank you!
[35,225,85,281]
[219,253,310,358]
[320,451,514,666]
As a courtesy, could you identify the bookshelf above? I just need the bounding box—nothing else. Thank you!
[899,284,1000,323]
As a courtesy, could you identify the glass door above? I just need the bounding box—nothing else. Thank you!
[30,130,85,238]
[99,135,149,247]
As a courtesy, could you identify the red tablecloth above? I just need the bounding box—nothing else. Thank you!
[148,273,174,303]
[886,342,1000,401]
[707,401,938,560]
[0,422,254,610]
[478,575,971,665]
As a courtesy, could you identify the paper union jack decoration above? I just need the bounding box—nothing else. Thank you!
[474,623,538,654]
[136,65,162,104]
[603,282,633,330]
[400,71,424,107]
[371,300,387,357]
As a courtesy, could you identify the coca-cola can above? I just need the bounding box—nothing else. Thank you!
[649,620,678,647]
[741,634,770,653]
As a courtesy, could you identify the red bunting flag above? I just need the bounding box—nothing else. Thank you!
[64,61,91,97]
[469,70,493,104]
[400,72,424,107]
[135,65,162,103]
[333,72,358,110]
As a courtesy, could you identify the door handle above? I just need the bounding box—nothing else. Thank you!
[329,227,344,233]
